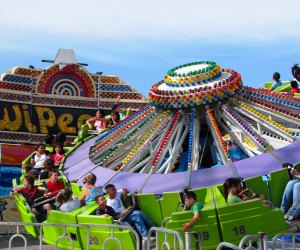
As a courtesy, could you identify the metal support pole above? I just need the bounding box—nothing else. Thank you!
[29,65,34,143]
[96,72,103,109]
[258,232,268,250]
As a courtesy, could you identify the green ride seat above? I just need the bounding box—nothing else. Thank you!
[264,82,273,89]
[274,82,291,92]
[136,193,163,226]
[213,185,287,245]
[159,191,184,219]
[191,187,215,210]
[268,168,290,207]
[77,204,136,250]
[164,209,220,250]
[14,195,39,238]
[161,187,219,249]
[70,182,84,198]
[43,202,96,250]
[243,175,270,201]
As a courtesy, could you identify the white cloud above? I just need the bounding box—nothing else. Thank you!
[0,0,299,42]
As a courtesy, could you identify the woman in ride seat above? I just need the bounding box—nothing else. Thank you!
[80,173,103,205]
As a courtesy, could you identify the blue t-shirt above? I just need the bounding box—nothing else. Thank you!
[272,80,282,89]
[85,187,103,204]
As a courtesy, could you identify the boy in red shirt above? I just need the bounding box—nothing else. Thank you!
[11,175,49,216]
[45,170,64,198]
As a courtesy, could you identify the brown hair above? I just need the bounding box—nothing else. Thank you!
[223,178,241,202]
[24,175,35,187]
[83,173,97,185]
[56,187,72,203]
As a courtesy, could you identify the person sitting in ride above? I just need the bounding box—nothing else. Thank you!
[95,195,118,218]
[107,110,120,128]
[105,184,154,239]
[86,109,107,133]
[22,143,51,178]
[281,163,300,223]
[290,80,299,94]
[182,191,203,232]
[39,158,55,180]
[44,170,64,198]
[57,187,81,212]
[55,132,76,147]
[227,140,248,162]
[80,173,103,206]
[36,170,64,212]
[11,175,50,216]
[51,144,65,167]
[112,96,131,120]
[44,133,55,148]
[271,72,282,91]
[223,178,258,203]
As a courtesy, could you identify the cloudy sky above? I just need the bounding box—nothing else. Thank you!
[0,0,300,96]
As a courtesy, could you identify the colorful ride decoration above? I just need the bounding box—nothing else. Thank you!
[0,49,148,144]
[149,61,242,108]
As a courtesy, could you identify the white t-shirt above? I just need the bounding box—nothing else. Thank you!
[32,153,48,169]
[106,191,126,213]
[60,200,81,212]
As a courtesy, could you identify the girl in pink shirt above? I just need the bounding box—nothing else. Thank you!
[51,144,65,167]
[86,109,107,132]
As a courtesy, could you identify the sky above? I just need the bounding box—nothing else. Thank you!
[0,0,300,97]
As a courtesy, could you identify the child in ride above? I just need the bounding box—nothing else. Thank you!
[290,80,299,94]
[51,144,65,167]
[80,173,103,205]
[223,178,256,203]
[11,175,50,215]
[271,72,282,91]
[44,170,64,198]
[182,191,203,232]
[95,195,118,218]
[22,143,51,178]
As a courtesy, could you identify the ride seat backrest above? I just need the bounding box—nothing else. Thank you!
[243,175,270,201]
[42,202,97,249]
[159,192,183,219]
[77,203,137,250]
[70,182,84,198]
[14,195,39,237]
[268,168,290,207]
[213,184,227,206]
[192,187,215,210]
[137,193,163,226]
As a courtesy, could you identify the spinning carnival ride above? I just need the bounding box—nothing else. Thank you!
[15,61,300,249]
[63,61,300,193]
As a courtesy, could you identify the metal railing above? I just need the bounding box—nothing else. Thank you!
[146,227,184,250]
[272,232,300,250]
[217,231,300,250]
[1,221,140,250]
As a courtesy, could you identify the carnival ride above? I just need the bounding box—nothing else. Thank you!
[14,61,300,249]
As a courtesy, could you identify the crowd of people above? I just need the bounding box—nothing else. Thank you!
[11,163,203,239]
